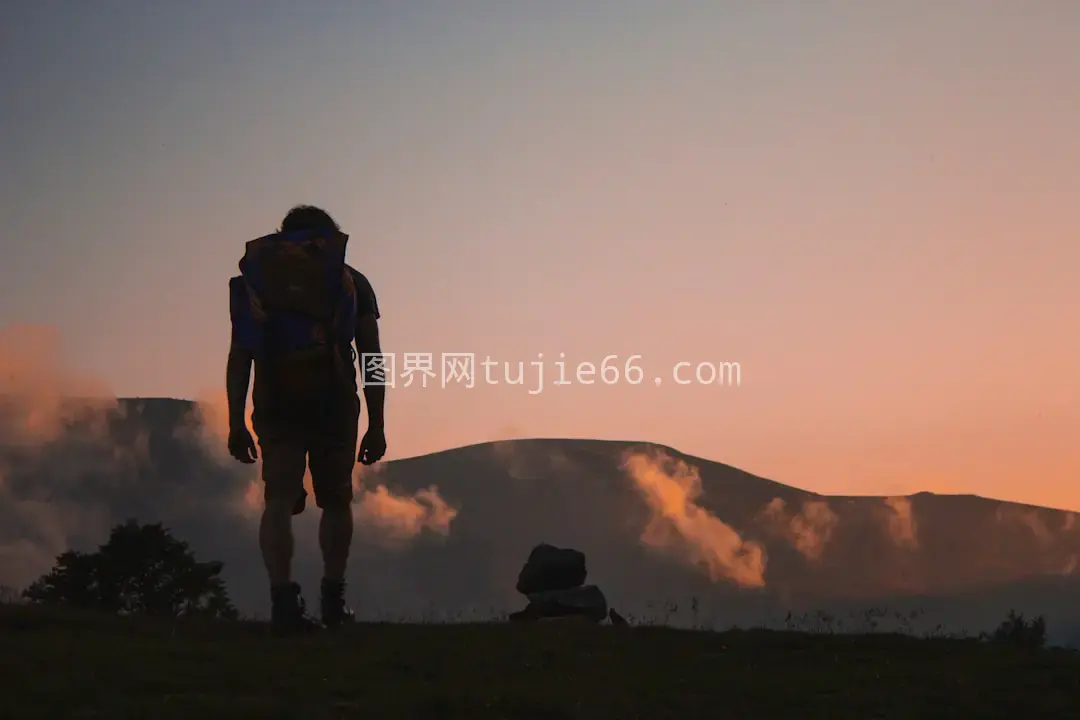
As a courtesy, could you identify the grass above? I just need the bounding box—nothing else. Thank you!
[1,604,1079,719]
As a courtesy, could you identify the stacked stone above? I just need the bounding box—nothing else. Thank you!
[508,543,613,623]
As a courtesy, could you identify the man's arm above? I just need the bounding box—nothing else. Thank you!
[226,346,253,430]
[226,276,257,432]
[355,313,385,429]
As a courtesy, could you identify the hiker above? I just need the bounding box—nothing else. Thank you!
[225,205,387,632]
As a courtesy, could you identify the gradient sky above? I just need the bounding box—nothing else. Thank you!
[2,1,1078,509]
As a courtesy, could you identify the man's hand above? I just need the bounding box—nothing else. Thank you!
[225,345,256,464]
[358,426,386,465]
[228,426,258,464]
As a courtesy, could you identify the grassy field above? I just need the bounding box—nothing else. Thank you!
[1,604,1078,719]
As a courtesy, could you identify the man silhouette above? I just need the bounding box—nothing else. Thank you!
[226,205,387,632]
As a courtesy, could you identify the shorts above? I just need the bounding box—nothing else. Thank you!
[254,396,359,511]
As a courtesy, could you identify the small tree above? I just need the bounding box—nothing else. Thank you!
[987,609,1047,650]
[23,519,238,620]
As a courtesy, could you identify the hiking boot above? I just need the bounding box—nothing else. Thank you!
[320,577,355,628]
[270,582,323,634]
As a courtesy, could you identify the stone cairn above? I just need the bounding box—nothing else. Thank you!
[508,543,626,625]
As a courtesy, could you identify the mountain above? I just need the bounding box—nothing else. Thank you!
[2,397,1079,644]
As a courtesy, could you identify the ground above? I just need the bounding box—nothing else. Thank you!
[2,605,1078,719]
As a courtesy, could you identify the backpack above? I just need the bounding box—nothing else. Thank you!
[237,228,358,413]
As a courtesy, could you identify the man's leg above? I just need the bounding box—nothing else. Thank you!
[309,407,359,626]
[319,501,354,582]
[259,436,320,630]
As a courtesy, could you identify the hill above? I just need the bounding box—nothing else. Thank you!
[1,603,1078,719]
[3,397,1080,644]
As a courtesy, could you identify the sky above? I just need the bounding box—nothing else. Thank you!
[2,0,1078,510]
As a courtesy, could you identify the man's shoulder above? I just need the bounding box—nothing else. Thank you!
[345,264,376,296]
[228,275,247,303]
[345,264,372,285]
[228,275,249,304]
[345,264,380,319]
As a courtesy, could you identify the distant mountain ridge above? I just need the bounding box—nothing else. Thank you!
[2,397,1079,645]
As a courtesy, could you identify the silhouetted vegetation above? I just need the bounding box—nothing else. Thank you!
[2,601,1078,718]
[22,520,237,620]
[985,609,1047,649]
[3,518,1076,715]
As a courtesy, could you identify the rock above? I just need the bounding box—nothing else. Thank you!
[515,543,587,596]
[509,584,609,623]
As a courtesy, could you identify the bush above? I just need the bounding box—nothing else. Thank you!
[986,610,1046,650]
[22,519,237,620]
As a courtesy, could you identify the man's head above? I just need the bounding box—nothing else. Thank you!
[280,205,342,235]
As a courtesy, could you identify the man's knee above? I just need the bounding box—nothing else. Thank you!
[308,455,354,511]
[309,441,355,511]
[313,481,353,511]
[263,496,297,518]
[260,439,307,505]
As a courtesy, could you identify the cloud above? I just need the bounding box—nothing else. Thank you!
[183,388,264,517]
[759,497,839,561]
[995,505,1053,544]
[620,448,766,588]
[185,388,460,542]
[0,324,116,447]
[883,496,918,549]
[354,483,458,546]
[0,325,460,612]
[0,324,135,587]
[349,461,459,545]
[490,438,545,481]
[489,435,577,481]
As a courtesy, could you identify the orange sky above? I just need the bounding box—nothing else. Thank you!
[1,2,1077,510]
